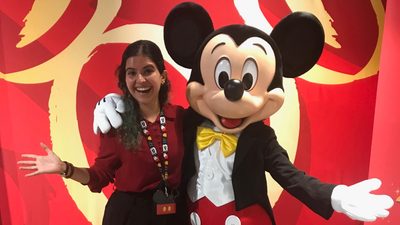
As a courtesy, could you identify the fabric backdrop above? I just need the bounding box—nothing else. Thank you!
[0,0,398,225]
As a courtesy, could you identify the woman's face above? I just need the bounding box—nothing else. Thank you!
[125,55,166,107]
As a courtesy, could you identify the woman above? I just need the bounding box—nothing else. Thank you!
[18,40,188,225]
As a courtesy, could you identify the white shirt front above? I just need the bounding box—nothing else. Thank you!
[187,123,239,206]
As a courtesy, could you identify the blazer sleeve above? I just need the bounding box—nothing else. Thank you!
[264,127,336,219]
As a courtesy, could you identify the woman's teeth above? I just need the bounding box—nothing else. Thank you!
[136,87,151,93]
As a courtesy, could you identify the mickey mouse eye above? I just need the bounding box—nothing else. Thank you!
[242,58,258,91]
[215,57,231,89]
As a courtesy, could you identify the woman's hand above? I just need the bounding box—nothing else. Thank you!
[18,143,65,177]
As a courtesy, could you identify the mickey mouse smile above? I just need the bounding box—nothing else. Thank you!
[218,115,245,129]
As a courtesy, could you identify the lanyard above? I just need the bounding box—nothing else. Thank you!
[140,110,169,182]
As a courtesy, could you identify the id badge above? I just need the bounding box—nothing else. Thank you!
[153,189,176,215]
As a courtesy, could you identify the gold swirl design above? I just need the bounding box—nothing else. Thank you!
[17,0,71,48]
[287,0,384,84]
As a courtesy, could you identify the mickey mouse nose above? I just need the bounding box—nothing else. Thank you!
[224,79,244,102]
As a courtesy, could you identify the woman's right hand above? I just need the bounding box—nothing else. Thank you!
[18,143,66,177]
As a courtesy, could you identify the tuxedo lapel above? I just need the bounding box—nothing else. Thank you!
[232,122,263,175]
[182,108,206,183]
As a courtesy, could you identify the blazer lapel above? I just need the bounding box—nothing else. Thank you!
[232,122,262,174]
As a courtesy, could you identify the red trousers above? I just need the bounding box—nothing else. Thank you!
[188,197,272,225]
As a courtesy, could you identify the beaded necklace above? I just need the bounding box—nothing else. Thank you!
[140,110,169,182]
[140,110,177,215]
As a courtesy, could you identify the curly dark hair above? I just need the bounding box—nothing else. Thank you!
[116,40,171,150]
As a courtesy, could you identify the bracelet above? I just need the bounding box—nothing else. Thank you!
[65,162,75,179]
[60,161,75,178]
[60,161,69,177]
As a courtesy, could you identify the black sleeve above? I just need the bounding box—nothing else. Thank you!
[264,127,336,219]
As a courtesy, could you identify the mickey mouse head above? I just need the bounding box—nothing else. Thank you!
[164,2,324,133]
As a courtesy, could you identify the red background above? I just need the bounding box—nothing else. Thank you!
[1,0,399,224]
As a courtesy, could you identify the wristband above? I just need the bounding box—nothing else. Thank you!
[60,161,69,177]
[65,162,75,179]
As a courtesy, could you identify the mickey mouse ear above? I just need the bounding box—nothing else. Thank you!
[271,12,325,78]
[164,2,214,68]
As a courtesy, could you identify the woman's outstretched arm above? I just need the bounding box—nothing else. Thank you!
[17,143,90,184]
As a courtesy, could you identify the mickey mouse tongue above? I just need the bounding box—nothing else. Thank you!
[220,117,243,129]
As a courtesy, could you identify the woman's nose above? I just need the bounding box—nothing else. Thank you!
[136,73,146,82]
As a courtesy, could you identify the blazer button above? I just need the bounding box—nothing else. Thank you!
[190,212,201,225]
[206,170,214,180]
[225,215,241,225]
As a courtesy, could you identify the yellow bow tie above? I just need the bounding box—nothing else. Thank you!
[196,126,238,157]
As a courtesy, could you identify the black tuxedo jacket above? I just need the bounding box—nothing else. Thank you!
[182,108,335,225]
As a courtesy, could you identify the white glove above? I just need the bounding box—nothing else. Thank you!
[93,93,125,134]
[331,178,394,222]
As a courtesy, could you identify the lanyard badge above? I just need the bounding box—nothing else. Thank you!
[140,110,176,215]
[152,186,177,215]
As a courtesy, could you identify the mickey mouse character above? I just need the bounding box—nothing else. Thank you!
[93,2,393,225]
